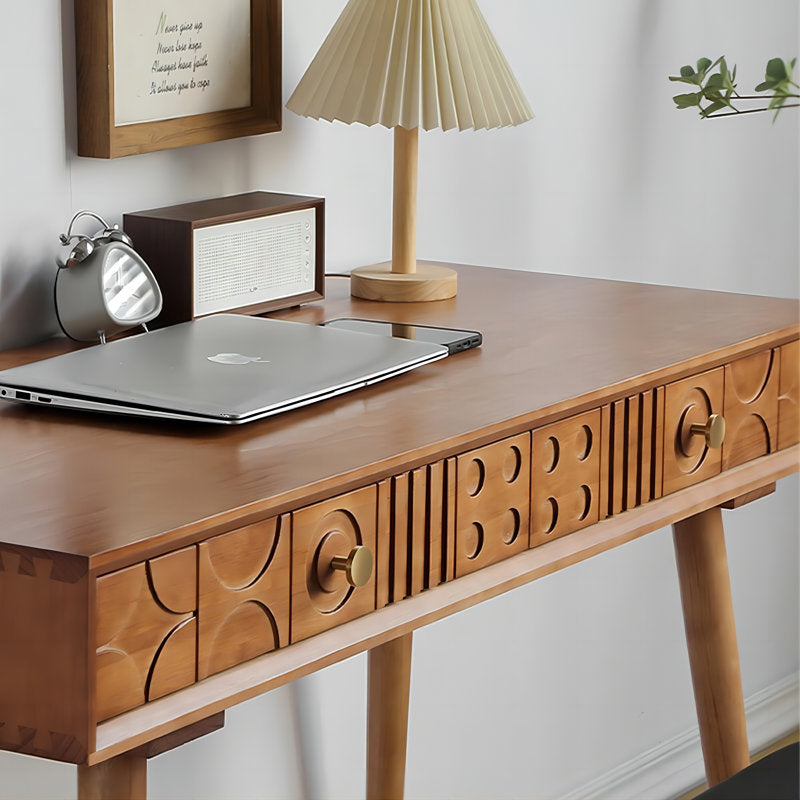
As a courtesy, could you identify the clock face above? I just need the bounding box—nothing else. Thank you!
[101,245,161,324]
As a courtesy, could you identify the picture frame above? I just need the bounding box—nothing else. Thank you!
[74,0,281,158]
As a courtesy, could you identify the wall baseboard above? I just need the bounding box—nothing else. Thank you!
[563,673,799,800]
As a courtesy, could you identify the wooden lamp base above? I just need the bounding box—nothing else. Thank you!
[350,262,457,302]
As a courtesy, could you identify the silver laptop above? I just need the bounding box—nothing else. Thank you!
[0,314,448,424]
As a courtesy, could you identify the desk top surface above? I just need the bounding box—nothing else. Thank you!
[0,265,796,567]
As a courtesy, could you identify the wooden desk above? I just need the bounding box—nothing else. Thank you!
[0,266,797,799]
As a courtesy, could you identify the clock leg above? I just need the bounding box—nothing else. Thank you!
[367,632,413,800]
[673,506,750,786]
[77,752,147,800]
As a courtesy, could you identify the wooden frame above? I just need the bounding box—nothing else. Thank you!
[75,0,281,158]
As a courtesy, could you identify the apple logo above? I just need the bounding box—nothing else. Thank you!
[207,353,270,365]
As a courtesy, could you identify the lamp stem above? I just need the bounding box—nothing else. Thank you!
[391,126,418,275]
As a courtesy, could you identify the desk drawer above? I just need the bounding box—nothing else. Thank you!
[198,517,290,680]
[290,485,377,643]
[455,434,531,576]
[722,349,780,469]
[663,368,725,495]
[95,547,197,722]
[531,410,601,545]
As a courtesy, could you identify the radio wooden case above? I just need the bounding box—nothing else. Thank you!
[123,192,324,327]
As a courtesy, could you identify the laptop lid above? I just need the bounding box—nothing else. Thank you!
[0,314,448,424]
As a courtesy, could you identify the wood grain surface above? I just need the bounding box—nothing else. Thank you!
[0,266,796,572]
[92,446,798,765]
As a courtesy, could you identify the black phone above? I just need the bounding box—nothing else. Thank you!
[321,318,482,355]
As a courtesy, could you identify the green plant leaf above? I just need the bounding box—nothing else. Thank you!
[680,65,695,78]
[718,57,736,92]
[701,100,728,117]
[674,92,701,109]
[670,74,701,85]
[765,57,788,81]
[696,57,712,72]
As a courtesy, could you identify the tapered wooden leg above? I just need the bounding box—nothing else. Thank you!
[77,752,147,800]
[673,506,750,786]
[367,632,413,800]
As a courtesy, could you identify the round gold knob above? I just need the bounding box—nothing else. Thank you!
[330,545,373,588]
[689,413,726,449]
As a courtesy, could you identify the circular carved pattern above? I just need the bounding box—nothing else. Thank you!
[316,530,353,593]
[730,350,773,404]
[307,510,359,614]
[676,389,711,473]
[544,497,559,534]
[577,425,593,461]
[465,458,486,497]
[464,522,485,560]
[502,508,521,545]
[578,485,592,521]
[503,446,523,483]
[543,436,560,474]
[205,523,278,591]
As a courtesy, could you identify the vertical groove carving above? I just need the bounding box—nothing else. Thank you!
[601,387,664,517]
[456,434,530,575]
[722,349,779,469]
[532,411,600,545]
[378,459,455,606]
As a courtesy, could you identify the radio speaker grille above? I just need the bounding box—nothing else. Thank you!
[194,208,316,316]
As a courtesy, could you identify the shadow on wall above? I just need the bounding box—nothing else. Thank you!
[0,253,61,350]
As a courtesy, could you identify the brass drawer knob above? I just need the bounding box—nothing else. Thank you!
[689,413,726,449]
[330,545,373,588]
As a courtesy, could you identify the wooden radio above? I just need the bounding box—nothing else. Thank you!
[123,192,324,327]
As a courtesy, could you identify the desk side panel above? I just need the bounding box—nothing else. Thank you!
[0,546,90,764]
[778,340,799,449]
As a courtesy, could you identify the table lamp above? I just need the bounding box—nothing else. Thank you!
[287,0,533,302]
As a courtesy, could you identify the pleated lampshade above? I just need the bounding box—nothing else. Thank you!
[287,0,533,301]
[287,0,532,130]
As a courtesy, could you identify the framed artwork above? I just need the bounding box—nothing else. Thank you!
[74,0,281,158]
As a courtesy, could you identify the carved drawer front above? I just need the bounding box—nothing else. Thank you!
[198,516,290,680]
[377,460,456,607]
[778,340,799,449]
[600,388,664,518]
[663,368,724,495]
[531,410,601,546]
[455,433,530,577]
[291,486,377,643]
[95,547,196,722]
[722,350,779,469]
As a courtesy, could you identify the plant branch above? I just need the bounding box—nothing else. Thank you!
[671,56,797,121]
[730,93,800,100]
[706,103,800,118]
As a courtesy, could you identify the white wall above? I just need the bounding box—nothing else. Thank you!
[0,1,797,798]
